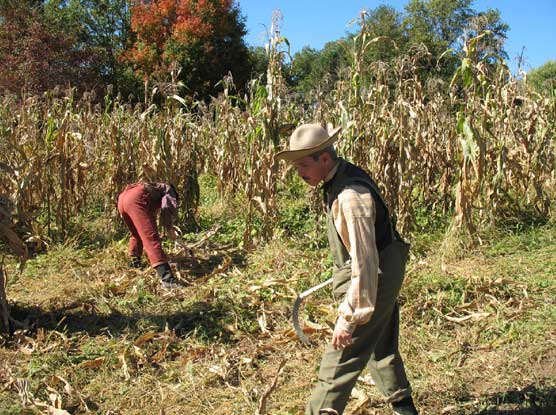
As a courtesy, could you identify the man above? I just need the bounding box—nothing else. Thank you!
[275,124,418,415]
[117,182,181,289]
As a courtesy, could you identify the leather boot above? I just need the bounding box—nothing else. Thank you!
[155,263,180,289]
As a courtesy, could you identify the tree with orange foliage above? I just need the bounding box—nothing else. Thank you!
[123,0,250,100]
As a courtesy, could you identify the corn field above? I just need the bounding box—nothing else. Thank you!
[1,28,555,251]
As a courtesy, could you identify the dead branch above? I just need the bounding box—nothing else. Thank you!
[256,359,287,415]
[175,224,222,252]
[0,261,11,335]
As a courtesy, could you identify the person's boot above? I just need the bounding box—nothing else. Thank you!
[155,263,180,289]
[391,397,419,415]
[128,255,142,268]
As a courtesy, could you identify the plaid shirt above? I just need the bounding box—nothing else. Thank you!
[326,165,379,334]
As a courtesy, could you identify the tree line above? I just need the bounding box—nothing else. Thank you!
[0,0,554,103]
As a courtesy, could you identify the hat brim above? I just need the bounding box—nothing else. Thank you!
[274,126,342,162]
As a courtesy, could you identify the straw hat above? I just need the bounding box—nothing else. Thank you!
[274,124,341,162]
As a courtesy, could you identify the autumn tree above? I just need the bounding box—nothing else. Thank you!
[0,1,98,95]
[123,0,251,100]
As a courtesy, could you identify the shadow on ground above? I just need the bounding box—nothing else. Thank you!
[465,385,556,415]
[171,245,246,279]
[1,243,251,343]
[6,298,239,342]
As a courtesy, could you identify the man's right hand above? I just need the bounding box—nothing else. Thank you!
[331,325,353,350]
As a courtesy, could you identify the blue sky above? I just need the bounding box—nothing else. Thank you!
[237,0,556,73]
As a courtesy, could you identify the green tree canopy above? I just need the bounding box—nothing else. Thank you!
[287,0,509,98]
[42,0,134,95]
[288,41,348,98]
[528,60,556,95]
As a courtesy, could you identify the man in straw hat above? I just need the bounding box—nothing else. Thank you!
[275,124,419,415]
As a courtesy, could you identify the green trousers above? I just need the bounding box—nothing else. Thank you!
[306,240,412,415]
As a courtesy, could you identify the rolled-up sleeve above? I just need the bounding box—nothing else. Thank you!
[332,184,379,333]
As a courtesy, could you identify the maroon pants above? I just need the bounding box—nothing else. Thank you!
[117,183,167,267]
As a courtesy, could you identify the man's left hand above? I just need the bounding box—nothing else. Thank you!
[331,326,353,350]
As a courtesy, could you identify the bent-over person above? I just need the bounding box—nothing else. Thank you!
[275,124,419,415]
[117,182,180,289]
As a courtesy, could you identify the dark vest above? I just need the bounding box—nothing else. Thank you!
[322,158,394,296]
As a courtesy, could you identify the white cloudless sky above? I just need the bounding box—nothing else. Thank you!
[237,0,556,73]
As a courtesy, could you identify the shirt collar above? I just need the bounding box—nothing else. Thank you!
[324,160,340,184]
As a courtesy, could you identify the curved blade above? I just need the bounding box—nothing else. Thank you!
[292,278,333,345]
[292,295,310,345]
